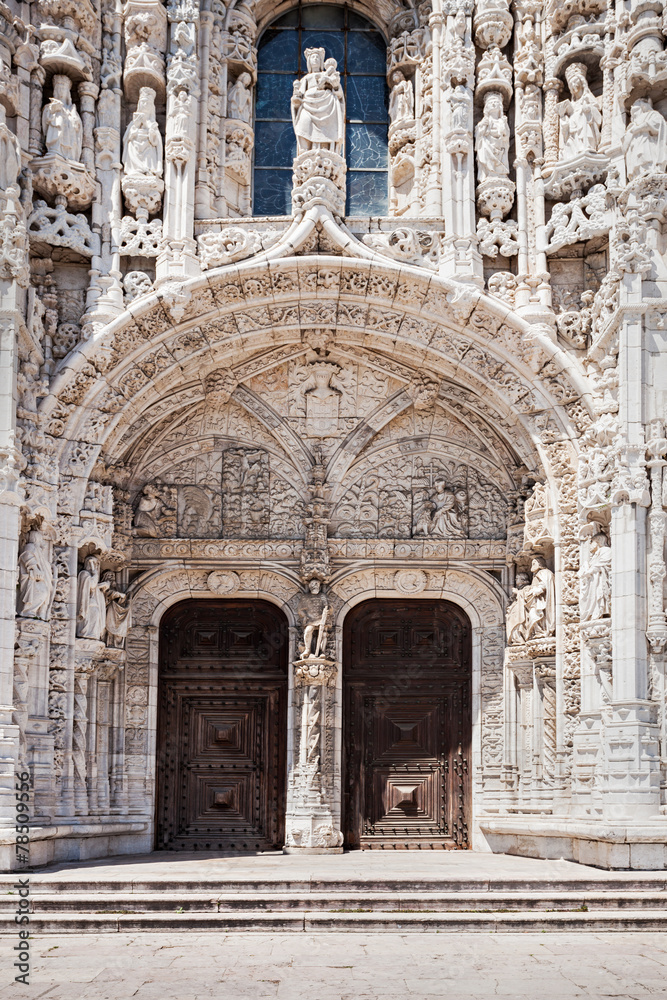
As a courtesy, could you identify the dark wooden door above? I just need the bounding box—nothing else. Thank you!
[156,600,288,851]
[343,599,471,850]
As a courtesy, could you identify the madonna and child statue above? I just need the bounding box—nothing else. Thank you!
[290,48,346,215]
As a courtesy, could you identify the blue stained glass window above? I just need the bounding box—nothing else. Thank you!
[253,2,388,216]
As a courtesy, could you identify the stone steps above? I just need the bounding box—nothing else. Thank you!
[1,910,666,933]
[1,873,666,931]
[1,890,666,913]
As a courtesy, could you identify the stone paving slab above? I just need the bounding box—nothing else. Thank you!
[4,931,667,998]
[6,850,667,885]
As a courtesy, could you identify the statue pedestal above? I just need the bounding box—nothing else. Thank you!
[284,655,343,852]
[291,149,346,219]
[31,154,96,212]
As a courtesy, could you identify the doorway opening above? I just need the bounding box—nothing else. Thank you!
[156,599,288,851]
[343,599,472,849]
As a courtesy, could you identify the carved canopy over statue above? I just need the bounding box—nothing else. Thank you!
[291,48,345,156]
[557,63,602,161]
[506,557,556,645]
[42,75,83,163]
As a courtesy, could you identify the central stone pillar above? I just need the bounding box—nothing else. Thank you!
[284,654,342,853]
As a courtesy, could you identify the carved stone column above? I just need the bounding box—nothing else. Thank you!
[284,656,342,853]
[156,0,201,283]
[73,640,103,816]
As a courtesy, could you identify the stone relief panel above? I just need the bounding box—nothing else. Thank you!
[330,454,508,540]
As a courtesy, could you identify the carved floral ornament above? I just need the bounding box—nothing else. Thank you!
[43,260,591,468]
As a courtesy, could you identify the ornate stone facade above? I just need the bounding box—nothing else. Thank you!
[0,0,665,870]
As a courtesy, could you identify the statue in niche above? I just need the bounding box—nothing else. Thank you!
[505,570,531,645]
[76,555,109,640]
[623,99,667,180]
[227,72,253,123]
[579,531,611,622]
[557,63,602,161]
[304,363,342,437]
[17,528,53,620]
[0,105,22,203]
[42,75,83,163]
[475,91,510,182]
[102,571,131,648]
[291,47,345,156]
[297,579,330,659]
[122,87,163,179]
[389,71,414,126]
[506,557,556,644]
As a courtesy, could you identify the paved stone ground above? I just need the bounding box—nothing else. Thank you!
[4,931,667,998]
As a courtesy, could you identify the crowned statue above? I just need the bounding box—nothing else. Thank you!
[291,48,345,156]
[122,87,163,180]
[42,75,83,163]
[557,63,602,161]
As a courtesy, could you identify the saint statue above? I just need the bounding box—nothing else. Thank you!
[76,555,109,640]
[430,481,467,538]
[122,87,163,179]
[557,63,602,161]
[133,485,165,537]
[42,75,83,163]
[579,532,611,622]
[102,571,132,648]
[623,99,667,180]
[505,571,531,645]
[17,529,53,620]
[297,579,330,659]
[0,104,22,198]
[291,48,345,156]
[227,72,253,123]
[475,91,510,183]
[389,71,414,126]
[506,558,556,644]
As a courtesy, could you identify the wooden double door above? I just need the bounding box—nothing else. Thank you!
[156,600,288,852]
[343,599,472,850]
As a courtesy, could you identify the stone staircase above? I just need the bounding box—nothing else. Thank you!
[2,872,667,932]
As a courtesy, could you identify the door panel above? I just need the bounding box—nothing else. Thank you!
[343,599,471,850]
[156,600,287,851]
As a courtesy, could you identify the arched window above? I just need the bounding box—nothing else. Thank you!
[254,3,389,217]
